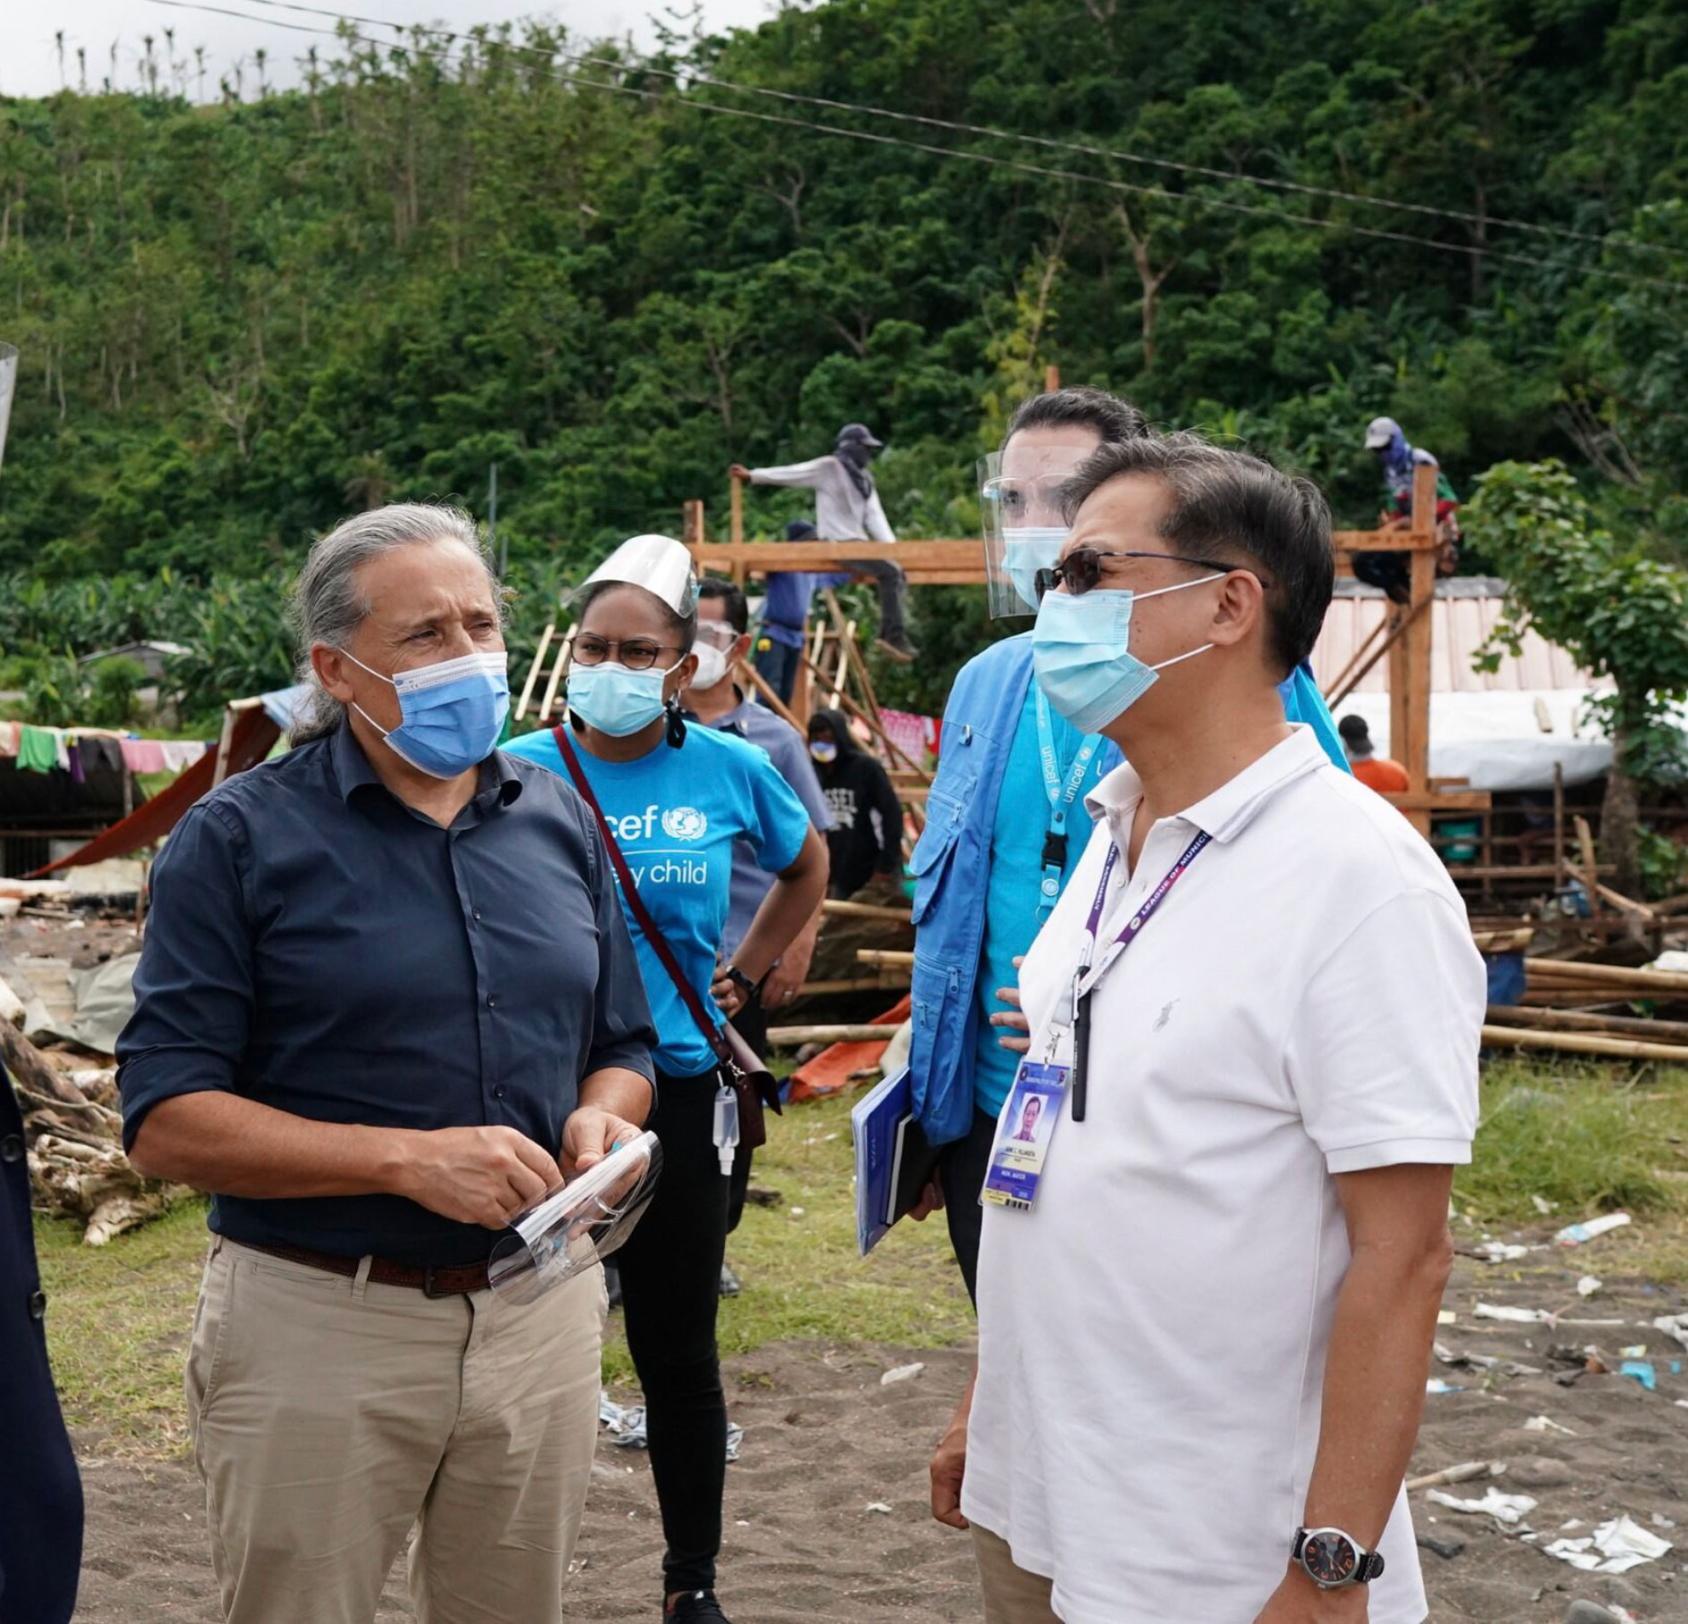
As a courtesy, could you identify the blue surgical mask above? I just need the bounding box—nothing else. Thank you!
[1001,527,1068,612]
[344,648,509,779]
[809,740,838,764]
[567,660,680,737]
[1031,582,1215,735]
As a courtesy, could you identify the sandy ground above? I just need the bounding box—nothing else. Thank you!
[71,1246,1688,1624]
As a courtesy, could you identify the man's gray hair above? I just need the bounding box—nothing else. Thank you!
[1058,431,1334,676]
[290,502,499,742]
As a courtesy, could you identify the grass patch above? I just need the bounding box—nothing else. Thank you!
[35,1197,210,1457]
[1454,1057,1688,1224]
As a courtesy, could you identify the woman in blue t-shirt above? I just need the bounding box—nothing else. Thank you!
[506,536,827,1624]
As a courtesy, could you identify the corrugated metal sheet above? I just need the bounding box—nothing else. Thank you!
[1310,587,1592,695]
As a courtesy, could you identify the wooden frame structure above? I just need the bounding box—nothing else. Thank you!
[688,460,1474,836]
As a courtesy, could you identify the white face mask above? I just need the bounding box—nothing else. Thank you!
[689,643,732,692]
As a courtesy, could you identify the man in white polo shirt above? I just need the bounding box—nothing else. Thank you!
[929,431,1483,1624]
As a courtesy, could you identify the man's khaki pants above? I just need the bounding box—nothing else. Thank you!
[973,1525,1060,1624]
[187,1238,604,1624]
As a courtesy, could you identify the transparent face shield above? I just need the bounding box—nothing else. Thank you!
[569,534,698,618]
[487,1130,662,1304]
[979,438,1100,618]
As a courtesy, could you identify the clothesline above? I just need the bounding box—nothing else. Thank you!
[0,720,210,778]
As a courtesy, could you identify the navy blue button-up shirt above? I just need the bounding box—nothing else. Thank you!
[118,723,656,1265]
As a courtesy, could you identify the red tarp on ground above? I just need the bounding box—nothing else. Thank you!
[788,995,912,1102]
[27,706,281,877]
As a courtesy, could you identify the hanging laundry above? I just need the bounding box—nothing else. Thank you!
[0,721,19,759]
[119,738,169,773]
[17,725,62,774]
[157,739,208,772]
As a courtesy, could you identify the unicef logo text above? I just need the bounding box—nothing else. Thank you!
[661,806,709,841]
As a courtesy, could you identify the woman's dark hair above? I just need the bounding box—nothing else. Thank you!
[572,579,698,653]
[1005,387,1147,450]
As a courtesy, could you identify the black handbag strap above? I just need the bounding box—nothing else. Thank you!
[552,725,734,1069]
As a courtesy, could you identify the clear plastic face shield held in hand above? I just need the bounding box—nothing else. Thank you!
[487,1131,662,1304]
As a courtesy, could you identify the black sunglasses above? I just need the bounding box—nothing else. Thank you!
[1032,548,1273,602]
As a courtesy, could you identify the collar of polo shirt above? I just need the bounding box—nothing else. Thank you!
[1084,723,1328,847]
[329,720,522,809]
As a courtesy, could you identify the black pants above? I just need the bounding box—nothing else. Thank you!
[615,1067,731,1595]
[847,556,910,642]
[937,1107,1000,1307]
[725,999,770,1234]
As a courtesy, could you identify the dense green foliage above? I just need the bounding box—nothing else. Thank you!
[1,0,1686,713]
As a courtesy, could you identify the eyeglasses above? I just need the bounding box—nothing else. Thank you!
[572,633,685,671]
[1032,548,1272,602]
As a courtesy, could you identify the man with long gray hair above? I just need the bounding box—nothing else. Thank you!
[118,503,658,1624]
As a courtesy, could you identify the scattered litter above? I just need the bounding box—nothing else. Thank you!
[1554,1213,1631,1247]
[1619,1344,1647,1359]
[1426,1379,1466,1395]
[1618,1360,1657,1392]
[1437,1309,1458,1325]
[865,1501,893,1515]
[1651,1313,1688,1352]
[1654,1513,1677,1529]
[1576,1276,1602,1298]
[1416,1532,1465,1560]
[1405,1461,1501,1491]
[880,1362,925,1387]
[1531,1194,1557,1216]
[600,1393,743,1462]
[1543,1514,1672,1574]
[1436,1344,1543,1376]
[1524,1415,1577,1436]
[1477,1302,1554,1325]
[1473,1241,1533,1263]
[1564,1601,1632,1624]
[790,1207,806,1218]
[1425,1486,1537,1527]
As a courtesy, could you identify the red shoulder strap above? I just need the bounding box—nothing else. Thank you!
[551,725,729,1063]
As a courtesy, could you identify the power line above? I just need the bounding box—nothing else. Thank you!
[218,0,1687,267]
[141,0,1688,295]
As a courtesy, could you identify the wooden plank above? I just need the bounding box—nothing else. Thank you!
[857,950,916,968]
[1482,1023,1688,1064]
[729,473,744,545]
[823,899,913,923]
[1487,1005,1688,1044]
[693,540,982,574]
[1332,529,1442,553]
[515,622,554,721]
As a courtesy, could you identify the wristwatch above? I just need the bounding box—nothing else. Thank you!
[722,965,759,1002]
[1291,1527,1385,1590]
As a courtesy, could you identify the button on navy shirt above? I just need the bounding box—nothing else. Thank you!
[118,723,656,1266]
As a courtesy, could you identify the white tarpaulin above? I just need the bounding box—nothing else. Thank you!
[0,340,16,470]
[1333,688,1616,792]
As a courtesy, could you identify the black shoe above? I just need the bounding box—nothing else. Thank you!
[719,1262,742,1297]
[666,1591,732,1623]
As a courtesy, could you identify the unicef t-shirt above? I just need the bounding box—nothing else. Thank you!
[504,722,811,1077]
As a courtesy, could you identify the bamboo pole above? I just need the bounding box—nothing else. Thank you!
[829,619,856,711]
[1487,1005,1688,1044]
[1322,608,1394,707]
[739,660,807,734]
[857,949,915,968]
[730,472,744,545]
[538,626,574,722]
[823,898,913,923]
[1525,958,1688,995]
[1481,1024,1688,1064]
[765,1023,906,1047]
[515,622,555,721]
[797,976,911,996]
[802,653,929,779]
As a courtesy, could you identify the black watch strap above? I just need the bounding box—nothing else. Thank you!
[724,964,758,998]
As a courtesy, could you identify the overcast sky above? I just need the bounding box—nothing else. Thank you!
[0,0,780,99]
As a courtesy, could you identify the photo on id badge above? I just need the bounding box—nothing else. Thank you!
[981,1061,1068,1212]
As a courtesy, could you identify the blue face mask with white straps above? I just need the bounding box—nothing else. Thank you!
[1031,580,1215,736]
[344,648,509,779]
[566,660,679,737]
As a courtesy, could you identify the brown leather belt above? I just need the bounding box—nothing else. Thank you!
[245,1241,490,1297]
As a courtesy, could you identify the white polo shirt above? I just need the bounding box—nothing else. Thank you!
[962,726,1484,1624]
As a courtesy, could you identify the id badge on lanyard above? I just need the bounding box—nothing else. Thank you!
[1033,688,1099,922]
[980,826,1211,1213]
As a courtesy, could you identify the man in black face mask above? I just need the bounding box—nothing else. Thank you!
[730,422,917,662]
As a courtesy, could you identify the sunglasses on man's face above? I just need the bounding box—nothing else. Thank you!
[1031,547,1272,602]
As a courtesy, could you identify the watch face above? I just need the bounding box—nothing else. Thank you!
[1302,1531,1358,1585]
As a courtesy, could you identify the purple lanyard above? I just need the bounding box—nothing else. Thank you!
[1075,829,1211,1000]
